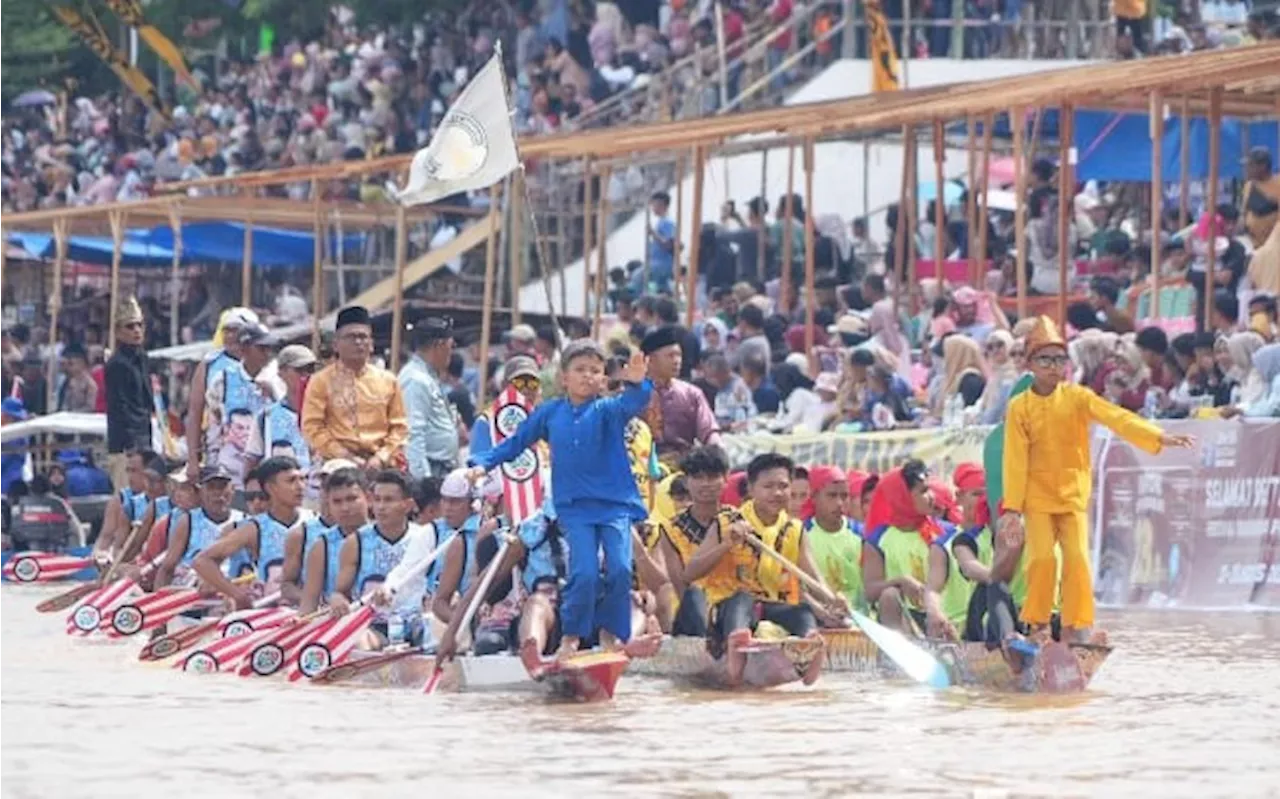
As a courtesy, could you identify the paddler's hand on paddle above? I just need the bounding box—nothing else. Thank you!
[1161,432,1196,448]
[477,517,499,539]
[619,349,649,384]
[229,584,255,611]
[369,586,393,608]
[895,575,925,607]
[926,608,959,642]
[326,592,352,619]
[725,520,750,545]
[435,632,459,664]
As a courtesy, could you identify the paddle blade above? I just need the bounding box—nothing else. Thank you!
[288,606,374,682]
[421,663,446,695]
[850,610,951,689]
[37,582,98,613]
[3,552,94,583]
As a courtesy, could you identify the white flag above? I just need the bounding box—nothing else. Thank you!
[395,50,519,207]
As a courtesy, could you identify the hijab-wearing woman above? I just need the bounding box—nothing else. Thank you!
[1095,334,1150,412]
[861,459,941,634]
[1222,342,1280,418]
[1222,331,1267,406]
[979,330,1021,424]
[870,302,912,381]
[934,334,988,416]
[1070,329,1118,389]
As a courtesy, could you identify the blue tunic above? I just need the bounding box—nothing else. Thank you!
[247,512,296,584]
[257,399,312,471]
[428,514,482,596]
[299,517,345,598]
[181,508,238,566]
[120,488,149,524]
[517,499,565,593]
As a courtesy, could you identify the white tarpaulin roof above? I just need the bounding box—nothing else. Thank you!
[1,412,107,443]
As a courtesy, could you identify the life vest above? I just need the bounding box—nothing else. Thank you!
[181,507,242,567]
[701,505,803,606]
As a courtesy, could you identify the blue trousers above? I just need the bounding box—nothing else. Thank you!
[557,506,633,642]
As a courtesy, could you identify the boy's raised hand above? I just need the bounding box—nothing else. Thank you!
[620,350,649,384]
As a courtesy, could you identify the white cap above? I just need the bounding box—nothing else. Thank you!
[441,468,473,499]
[221,307,260,330]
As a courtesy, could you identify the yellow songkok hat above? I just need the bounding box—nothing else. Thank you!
[1023,315,1066,358]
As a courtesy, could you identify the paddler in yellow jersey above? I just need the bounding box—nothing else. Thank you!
[1000,316,1194,644]
[653,445,734,637]
[683,452,844,687]
[803,466,868,614]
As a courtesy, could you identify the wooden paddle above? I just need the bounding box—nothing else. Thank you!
[139,590,283,661]
[310,644,422,685]
[43,521,153,613]
[423,534,512,694]
[741,532,952,689]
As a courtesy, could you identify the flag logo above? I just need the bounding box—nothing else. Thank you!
[424,112,490,183]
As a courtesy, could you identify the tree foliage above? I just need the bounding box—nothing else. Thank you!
[1,0,77,102]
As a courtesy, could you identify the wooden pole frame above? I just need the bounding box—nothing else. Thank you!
[581,158,595,320]
[673,154,686,306]
[802,137,818,375]
[510,170,525,327]
[892,125,910,316]
[1204,87,1223,332]
[782,144,796,314]
[905,126,918,316]
[593,165,614,339]
[241,216,254,307]
[1012,107,1029,320]
[389,203,409,372]
[966,114,979,287]
[167,205,183,347]
[478,183,503,409]
[685,146,707,328]
[932,119,946,282]
[977,112,994,286]
[106,210,126,351]
[1179,95,1191,227]
[47,219,69,412]
[311,180,323,352]
[1057,103,1074,327]
[1150,91,1165,321]
[757,148,768,282]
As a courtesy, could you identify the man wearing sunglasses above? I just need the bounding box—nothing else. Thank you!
[1001,316,1194,647]
[104,297,154,491]
[468,355,542,461]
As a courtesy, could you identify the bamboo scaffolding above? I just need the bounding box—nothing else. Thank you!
[933,120,946,278]
[782,144,796,314]
[311,181,323,352]
[1057,103,1074,326]
[581,158,595,319]
[47,220,69,410]
[389,203,409,372]
[593,166,614,338]
[106,210,126,350]
[977,113,993,283]
[685,146,707,328]
[1012,107,1028,320]
[802,138,818,376]
[167,206,183,347]
[966,114,979,287]
[241,218,254,306]
[1205,87,1223,332]
[510,171,525,327]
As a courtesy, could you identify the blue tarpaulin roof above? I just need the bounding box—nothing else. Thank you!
[959,110,1280,183]
[8,221,364,269]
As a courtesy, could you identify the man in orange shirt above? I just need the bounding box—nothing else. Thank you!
[301,305,408,472]
[1000,317,1193,643]
[1113,0,1148,53]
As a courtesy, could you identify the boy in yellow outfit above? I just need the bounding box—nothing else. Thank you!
[1000,317,1194,643]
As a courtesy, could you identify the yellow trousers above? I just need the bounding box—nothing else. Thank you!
[1020,511,1094,629]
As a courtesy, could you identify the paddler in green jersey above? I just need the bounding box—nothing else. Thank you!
[923,462,999,640]
[803,466,868,615]
[861,459,940,634]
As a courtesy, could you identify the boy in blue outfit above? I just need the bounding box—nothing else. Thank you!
[468,340,652,657]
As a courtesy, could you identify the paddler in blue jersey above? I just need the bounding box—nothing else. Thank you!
[277,459,356,605]
[154,464,241,589]
[92,448,155,570]
[298,468,370,614]
[191,456,306,608]
[467,341,653,659]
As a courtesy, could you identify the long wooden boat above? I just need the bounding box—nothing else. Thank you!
[322,650,626,700]
[627,635,825,690]
[821,628,1111,693]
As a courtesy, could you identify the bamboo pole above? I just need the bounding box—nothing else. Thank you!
[241,217,254,306]
[1150,92,1165,321]
[389,203,409,372]
[782,144,796,314]
[685,145,707,328]
[932,119,945,282]
[581,158,595,319]
[106,210,126,351]
[905,126,918,316]
[593,165,614,339]
[966,114,979,287]
[977,113,993,283]
[478,184,503,409]
[892,126,910,316]
[1012,107,1028,320]
[1179,95,1190,227]
[311,180,324,352]
[47,219,69,411]
[0,227,7,308]
[758,148,768,281]
[673,154,686,307]
[642,201,652,291]
[802,138,818,376]
[167,204,183,346]
[1204,86,1222,332]
[1057,103,1074,327]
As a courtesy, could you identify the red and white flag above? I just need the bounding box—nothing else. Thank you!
[488,386,545,525]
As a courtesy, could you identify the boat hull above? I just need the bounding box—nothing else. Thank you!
[628,635,824,690]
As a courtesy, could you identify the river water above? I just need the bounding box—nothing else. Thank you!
[2,588,1278,799]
